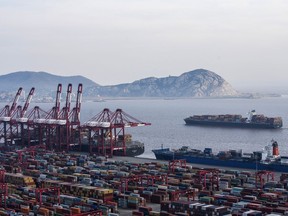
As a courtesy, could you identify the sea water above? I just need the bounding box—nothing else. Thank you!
[80,97,288,158]
[5,97,288,158]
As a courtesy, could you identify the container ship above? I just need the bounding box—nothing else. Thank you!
[152,140,288,172]
[48,133,145,157]
[113,140,145,157]
[109,134,145,157]
[184,110,283,129]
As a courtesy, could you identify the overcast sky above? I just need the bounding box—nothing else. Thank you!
[0,0,287,91]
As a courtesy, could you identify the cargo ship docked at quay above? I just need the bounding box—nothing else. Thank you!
[184,110,283,129]
[79,133,145,157]
[152,140,288,172]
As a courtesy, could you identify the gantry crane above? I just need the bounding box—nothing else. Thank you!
[67,83,83,151]
[108,108,151,156]
[196,169,219,190]
[0,87,23,146]
[19,84,62,149]
[0,83,150,158]
[82,108,151,156]
[69,83,82,124]
[23,105,49,147]
[12,87,35,146]
[56,83,72,151]
[81,108,113,153]
[41,84,62,150]
[27,83,82,152]
[255,170,275,188]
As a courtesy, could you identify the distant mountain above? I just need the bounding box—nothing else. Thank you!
[0,69,240,102]
[0,71,98,97]
[84,69,239,98]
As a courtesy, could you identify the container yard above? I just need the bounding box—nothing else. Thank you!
[1,147,288,215]
[1,85,288,215]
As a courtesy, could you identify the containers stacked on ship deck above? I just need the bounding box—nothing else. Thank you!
[184,110,283,128]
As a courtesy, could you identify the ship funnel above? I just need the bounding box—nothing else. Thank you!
[272,140,279,156]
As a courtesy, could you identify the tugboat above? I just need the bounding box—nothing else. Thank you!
[184,110,282,129]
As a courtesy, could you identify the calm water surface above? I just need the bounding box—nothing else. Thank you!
[80,97,288,158]
[4,97,288,158]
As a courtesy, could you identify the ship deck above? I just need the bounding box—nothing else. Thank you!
[111,155,283,180]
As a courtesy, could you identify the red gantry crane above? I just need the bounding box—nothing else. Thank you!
[12,87,35,146]
[56,83,73,151]
[28,83,82,152]
[82,108,151,157]
[0,87,23,146]
[66,83,83,151]
[0,84,150,158]
[22,105,49,147]
[81,108,113,154]
[24,84,62,150]
[109,108,151,156]
[43,83,62,150]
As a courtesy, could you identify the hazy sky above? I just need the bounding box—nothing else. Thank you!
[0,0,287,91]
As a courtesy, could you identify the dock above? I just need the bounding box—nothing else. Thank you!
[1,147,288,215]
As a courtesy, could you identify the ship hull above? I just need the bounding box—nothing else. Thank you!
[74,142,145,157]
[152,148,288,172]
[184,119,281,129]
[113,146,145,157]
[113,141,145,157]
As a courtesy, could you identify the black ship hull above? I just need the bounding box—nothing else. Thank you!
[184,118,281,129]
[71,141,145,157]
[113,143,145,157]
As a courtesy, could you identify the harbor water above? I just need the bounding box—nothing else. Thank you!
[81,97,288,159]
[7,96,288,159]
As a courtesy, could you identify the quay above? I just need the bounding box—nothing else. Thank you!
[0,147,288,216]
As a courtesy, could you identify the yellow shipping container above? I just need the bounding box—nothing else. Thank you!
[98,188,113,195]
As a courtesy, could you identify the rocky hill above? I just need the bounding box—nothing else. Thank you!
[0,71,98,90]
[85,69,239,97]
[0,69,240,102]
[0,71,98,101]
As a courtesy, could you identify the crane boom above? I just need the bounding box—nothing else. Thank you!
[65,84,72,115]
[59,84,72,121]
[69,83,82,123]
[9,87,23,116]
[21,87,35,117]
[76,83,82,113]
[53,84,62,119]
